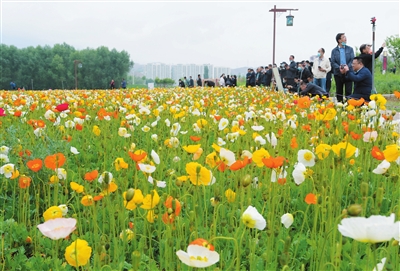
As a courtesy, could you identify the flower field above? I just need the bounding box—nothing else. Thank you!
[0,88,399,271]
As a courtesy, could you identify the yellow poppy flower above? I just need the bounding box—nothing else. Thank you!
[65,239,92,267]
[225,189,236,203]
[140,190,160,210]
[383,144,400,162]
[70,181,84,193]
[182,144,201,154]
[123,189,144,210]
[331,142,357,158]
[252,148,271,167]
[43,206,63,221]
[315,144,332,160]
[115,157,129,171]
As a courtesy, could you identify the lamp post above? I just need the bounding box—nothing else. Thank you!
[74,60,82,90]
[371,17,377,94]
[269,5,298,65]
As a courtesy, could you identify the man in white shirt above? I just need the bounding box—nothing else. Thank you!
[312,48,331,92]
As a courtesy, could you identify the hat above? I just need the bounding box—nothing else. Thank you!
[360,44,371,53]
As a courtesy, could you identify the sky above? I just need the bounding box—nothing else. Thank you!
[1,0,399,69]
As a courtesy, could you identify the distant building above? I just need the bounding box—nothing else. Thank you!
[144,62,230,85]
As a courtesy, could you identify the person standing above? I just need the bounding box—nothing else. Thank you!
[285,55,297,86]
[189,76,194,88]
[331,33,354,102]
[197,74,202,86]
[219,74,225,87]
[110,79,115,89]
[246,69,251,87]
[359,43,385,73]
[312,48,331,91]
[265,64,273,87]
[10,81,16,90]
[231,75,237,87]
[340,57,372,101]
[121,78,127,89]
[184,76,189,87]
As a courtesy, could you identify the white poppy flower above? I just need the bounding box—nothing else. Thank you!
[281,213,294,228]
[70,147,79,155]
[98,171,113,184]
[372,258,386,271]
[56,168,67,180]
[151,134,158,142]
[0,154,10,163]
[266,132,278,147]
[372,160,390,175]
[176,245,219,268]
[58,204,69,216]
[218,118,229,130]
[297,149,316,167]
[148,176,166,188]
[241,205,266,230]
[138,163,156,174]
[151,150,160,164]
[255,135,266,145]
[251,125,265,131]
[292,163,307,185]
[0,146,10,155]
[338,213,399,243]
[0,163,15,178]
[219,148,236,166]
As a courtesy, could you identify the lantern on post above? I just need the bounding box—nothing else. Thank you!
[286,11,294,26]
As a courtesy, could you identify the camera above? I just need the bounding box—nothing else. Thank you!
[340,64,345,69]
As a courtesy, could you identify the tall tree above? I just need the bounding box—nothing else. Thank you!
[386,35,400,70]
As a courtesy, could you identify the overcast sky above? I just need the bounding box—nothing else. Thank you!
[1,0,399,69]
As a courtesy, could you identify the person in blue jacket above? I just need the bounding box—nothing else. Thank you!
[340,57,372,101]
[331,33,354,102]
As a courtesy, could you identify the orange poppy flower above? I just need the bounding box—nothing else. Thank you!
[347,98,365,106]
[190,238,215,251]
[350,132,362,140]
[84,170,98,182]
[14,111,22,117]
[347,114,356,121]
[128,150,147,162]
[190,135,202,142]
[213,115,222,121]
[44,153,66,170]
[305,193,317,205]
[277,178,287,185]
[262,156,285,169]
[394,90,400,99]
[229,156,251,171]
[302,125,311,132]
[19,176,32,189]
[290,137,298,149]
[297,97,311,109]
[162,196,182,224]
[371,146,385,160]
[93,195,104,201]
[27,159,43,172]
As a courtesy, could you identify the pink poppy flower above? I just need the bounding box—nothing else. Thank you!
[37,217,76,240]
[55,103,69,112]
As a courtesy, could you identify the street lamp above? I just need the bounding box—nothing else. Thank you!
[269,5,298,65]
[74,60,82,90]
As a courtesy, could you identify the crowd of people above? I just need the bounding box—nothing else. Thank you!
[244,32,388,102]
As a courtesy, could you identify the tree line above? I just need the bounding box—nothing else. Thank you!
[0,43,133,90]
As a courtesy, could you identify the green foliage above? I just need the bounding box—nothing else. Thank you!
[154,77,175,87]
[386,35,400,69]
[0,43,133,90]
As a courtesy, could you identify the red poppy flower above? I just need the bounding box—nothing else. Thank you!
[19,176,32,188]
[55,103,69,112]
[371,146,385,160]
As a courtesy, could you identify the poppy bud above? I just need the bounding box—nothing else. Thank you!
[126,188,135,202]
[175,179,183,187]
[132,250,141,270]
[376,187,384,207]
[347,204,362,216]
[360,182,368,197]
[242,174,252,187]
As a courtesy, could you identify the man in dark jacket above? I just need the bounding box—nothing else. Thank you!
[340,57,372,101]
[178,79,185,87]
[285,55,297,86]
[248,69,256,87]
[299,81,328,97]
[359,43,385,73]
[189,76,194,88]
[331,33,354,102]
[265,64,273,87]
[197,74,202,86]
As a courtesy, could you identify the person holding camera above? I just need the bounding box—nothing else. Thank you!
[340,57,372,101]
[312,48,331,92]
[331,33,354,102]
